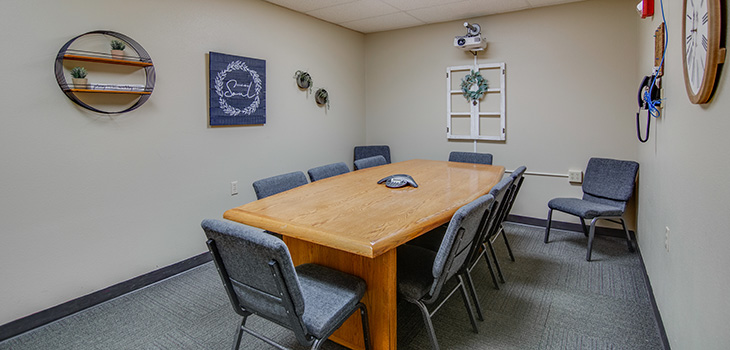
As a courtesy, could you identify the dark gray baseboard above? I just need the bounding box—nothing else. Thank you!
[0,252,212,341]
[635,245,672,350]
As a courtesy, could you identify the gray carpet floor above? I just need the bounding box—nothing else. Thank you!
[0,223,664,350]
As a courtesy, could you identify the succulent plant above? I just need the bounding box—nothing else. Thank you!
[70,66,87,79]
[110,40,126,50]
[315,88,329,109]
[294,70,312,92]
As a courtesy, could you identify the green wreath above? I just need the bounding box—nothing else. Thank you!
[460,70,489,102]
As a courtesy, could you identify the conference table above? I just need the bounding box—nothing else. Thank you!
[223,159,504,349]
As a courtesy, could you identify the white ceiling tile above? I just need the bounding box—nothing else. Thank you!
[379,0,464,11]
[407,0,530,24]
[263,0,587,33]
[341,12,426,33]
[526,0,584,6]
[264,0,357,13]
[307,1,400,24]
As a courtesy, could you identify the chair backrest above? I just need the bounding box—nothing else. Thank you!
[582,158,639,208]
[252,171,308,199]
[354,155,387,170]
[503,166,526,217]
[307,162,350,182]
[426,194,495,300]
[354,145,391,164]
[448,151,493,165]
[202,219,309,343]
[485,177,515,240]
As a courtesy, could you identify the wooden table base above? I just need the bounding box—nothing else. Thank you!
[284,237,397,350]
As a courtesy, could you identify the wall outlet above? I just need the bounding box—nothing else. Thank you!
[568,169,583,183]
[231,181,238,196]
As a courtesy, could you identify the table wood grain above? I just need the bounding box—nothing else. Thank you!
[224,159,504,258]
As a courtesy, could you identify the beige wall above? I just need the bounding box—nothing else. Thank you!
[0,0,365,324]
[3,0,730,348]
[637,1,730,349]
[364,0,639,222]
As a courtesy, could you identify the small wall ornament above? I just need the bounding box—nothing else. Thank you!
[461,70,489,102]
[294,70,313,92]
[315,88,329,109]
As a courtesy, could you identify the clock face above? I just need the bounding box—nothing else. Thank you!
[684,0,709,95]
[682,0,725,104]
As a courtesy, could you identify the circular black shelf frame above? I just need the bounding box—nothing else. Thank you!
[54,30,156,114]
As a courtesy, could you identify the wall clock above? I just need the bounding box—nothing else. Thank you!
[682,0,726,104]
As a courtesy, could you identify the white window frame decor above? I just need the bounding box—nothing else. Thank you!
[446,62,506,141]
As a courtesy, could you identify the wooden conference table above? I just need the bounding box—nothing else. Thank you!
[224,159,504,349]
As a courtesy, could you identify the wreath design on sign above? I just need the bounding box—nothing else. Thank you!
[214,60,262,116]
[461,70,489,102]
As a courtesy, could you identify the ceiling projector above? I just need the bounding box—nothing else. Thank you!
[454,22,487,51]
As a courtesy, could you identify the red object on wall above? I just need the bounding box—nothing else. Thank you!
[641,0,654,18]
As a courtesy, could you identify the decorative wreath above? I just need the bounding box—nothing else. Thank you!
[214,60,262,116]
[460,70,489,102]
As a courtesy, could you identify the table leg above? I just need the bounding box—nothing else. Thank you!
[284,237,397,350]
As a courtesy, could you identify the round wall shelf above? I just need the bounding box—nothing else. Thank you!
[54,30,156,114]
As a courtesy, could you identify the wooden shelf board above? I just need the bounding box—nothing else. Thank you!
[63,54,153,67]
[67,88,151,95]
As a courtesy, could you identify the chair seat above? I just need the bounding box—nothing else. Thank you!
[547,197,623,219]
[397,244,438,300]
[297,263,367,338]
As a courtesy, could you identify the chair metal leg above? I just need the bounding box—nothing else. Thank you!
[358,303,372,350]
[457,275,480,333]
[412,299,441,350]
[620,218,635,253]
[479,245,500,290]
[580,218,589,237]
[544,208,553,243]
[500,225,516,262]
[487,240,505,283]
[232,317,246,350]
[586,217,599,261]
[463,271,484,321]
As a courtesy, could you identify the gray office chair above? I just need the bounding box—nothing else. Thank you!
[307,162,350,182]
[448,151,493,165]
[494,166,527,263]
[475,177,514,290]
[252,171,308,200]
[544,158,639,261]
[202,219,371,350]
[398,194,495,350]
[353,155,387,170]
[354,145,391,166]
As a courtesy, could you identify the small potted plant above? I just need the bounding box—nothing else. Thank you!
[315,88,329,109]
[110,40,126,59]
[70,66,87,88]
[294,70,313,92]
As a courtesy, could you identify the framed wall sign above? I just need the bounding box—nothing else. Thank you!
[209,52,266,125]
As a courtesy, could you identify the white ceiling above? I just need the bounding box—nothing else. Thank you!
[263,0,586,33]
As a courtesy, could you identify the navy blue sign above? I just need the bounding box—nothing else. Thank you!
[209,52,266,126]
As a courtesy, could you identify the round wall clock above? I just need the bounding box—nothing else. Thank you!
[682,0,726,104]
